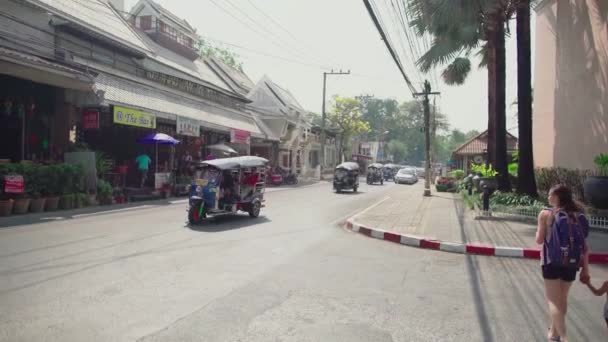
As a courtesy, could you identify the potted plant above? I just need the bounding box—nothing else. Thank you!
[13,194,31,214]
[471,163,498,192]
[97,179,113,205]
[44,164,61,211]
[27,165,45,213]
[584,153,608,209]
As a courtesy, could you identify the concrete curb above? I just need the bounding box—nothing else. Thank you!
[345,218,608,264]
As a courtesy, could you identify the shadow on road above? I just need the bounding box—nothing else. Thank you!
[187,215,272,233]
[0,198,187,229]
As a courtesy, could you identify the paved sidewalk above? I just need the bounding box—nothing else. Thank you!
[354,184,608,254]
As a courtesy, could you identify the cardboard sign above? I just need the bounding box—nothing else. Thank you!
[82,110,99,129]
[4,175,24,194]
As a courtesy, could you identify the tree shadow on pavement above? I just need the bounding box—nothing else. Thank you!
[187,215,271,233]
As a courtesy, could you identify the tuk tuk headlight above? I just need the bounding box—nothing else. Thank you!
[195,185,203,194]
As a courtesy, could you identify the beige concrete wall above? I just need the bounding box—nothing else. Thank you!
[533,0,608,170]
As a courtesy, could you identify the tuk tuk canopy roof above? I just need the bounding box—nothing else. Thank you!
[368,163,384,169]
[200,156,269,170]
[335,162,359,171]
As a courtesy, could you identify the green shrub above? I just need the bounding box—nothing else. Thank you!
[448,169,465,179]
[508,162,518,177]
[490,190,547,208]
[471,163,498,177]
[594,153,608,176]
[535,167,590,201]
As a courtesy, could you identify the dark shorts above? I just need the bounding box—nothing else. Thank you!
[542,265,578,282]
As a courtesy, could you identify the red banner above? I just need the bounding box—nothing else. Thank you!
[4,175,24,194]
[82,110,99,129]
[230,129,250,145]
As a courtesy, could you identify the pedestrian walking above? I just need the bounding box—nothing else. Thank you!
[583,278,608,330]
[135,151,152,188]
[536,184,590,342]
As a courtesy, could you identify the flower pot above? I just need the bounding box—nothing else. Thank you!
[13,198,31,214]
[0,199,14,217]
[30,198,46,213]
[473,175,481,191]
[60,195,74,210]
[479,177,498,193]
[584,176,608,209]
[45,197,60,211]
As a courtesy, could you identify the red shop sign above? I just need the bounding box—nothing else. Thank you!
[82,110,99,129]
[4,175,24,194]
[230,129,250,145]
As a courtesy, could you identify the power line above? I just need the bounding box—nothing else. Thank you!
[363,0,417,95]
[244,0,342,68]
[205,0,330,69]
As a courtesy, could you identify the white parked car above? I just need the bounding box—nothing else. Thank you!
[395,168,418,185]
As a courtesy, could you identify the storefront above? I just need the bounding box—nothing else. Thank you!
[0,47,94,163]
[82,105,174,188]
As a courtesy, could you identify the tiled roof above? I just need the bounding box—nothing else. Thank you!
[0,46,92,77]
[94,72,263,136]
[28,0,150,55]
[207,57,254,97]
[452,130,518,155]
[265,78,306,113]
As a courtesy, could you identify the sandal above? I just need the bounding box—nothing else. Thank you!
[548,328,560,341]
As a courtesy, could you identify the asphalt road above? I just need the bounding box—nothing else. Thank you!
[1,181,606,341]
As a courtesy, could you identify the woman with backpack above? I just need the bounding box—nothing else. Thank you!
[536,184,590,342]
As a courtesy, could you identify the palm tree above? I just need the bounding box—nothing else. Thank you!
[407,0,512,191]
[515,0,537,197]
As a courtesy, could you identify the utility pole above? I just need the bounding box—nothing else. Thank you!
[414,80,440,197]
[320,69,350,177]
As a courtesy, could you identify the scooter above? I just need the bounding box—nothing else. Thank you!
[268,170,284,186]
[284,172,298,185]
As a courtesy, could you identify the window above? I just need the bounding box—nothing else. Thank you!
[159,20,167,33]
[140,15,152,30]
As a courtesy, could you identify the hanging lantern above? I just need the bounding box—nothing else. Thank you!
[42,139,49,150]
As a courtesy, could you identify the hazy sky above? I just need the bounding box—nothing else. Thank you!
[125,0,535,133]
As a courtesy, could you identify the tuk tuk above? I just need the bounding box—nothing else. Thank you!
[188,156,268,224]
[367,163,384,185]
[333,162,360,193]
[383,163,397,181]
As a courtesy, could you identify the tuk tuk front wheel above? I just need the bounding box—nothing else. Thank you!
[249,201,261,218]
[353,185,358,193]
[188,204,205,225]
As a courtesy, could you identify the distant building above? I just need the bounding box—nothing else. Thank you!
[129,0,198,60]
[533,0,608,170]
[451,130,518,173]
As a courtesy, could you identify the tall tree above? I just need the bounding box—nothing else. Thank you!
[407,0,512,190]
[515,0,537,197]
[328,96,371,161]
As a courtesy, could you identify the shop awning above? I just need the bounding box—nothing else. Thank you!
[94,73,264,138]
[0,47,94,90]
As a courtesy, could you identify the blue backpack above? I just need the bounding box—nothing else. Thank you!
[543,210,588,268]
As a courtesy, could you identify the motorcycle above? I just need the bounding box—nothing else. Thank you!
[284,172,298,185]
[267,168,284,186]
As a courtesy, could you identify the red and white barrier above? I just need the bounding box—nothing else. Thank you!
[345,218,608,264]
